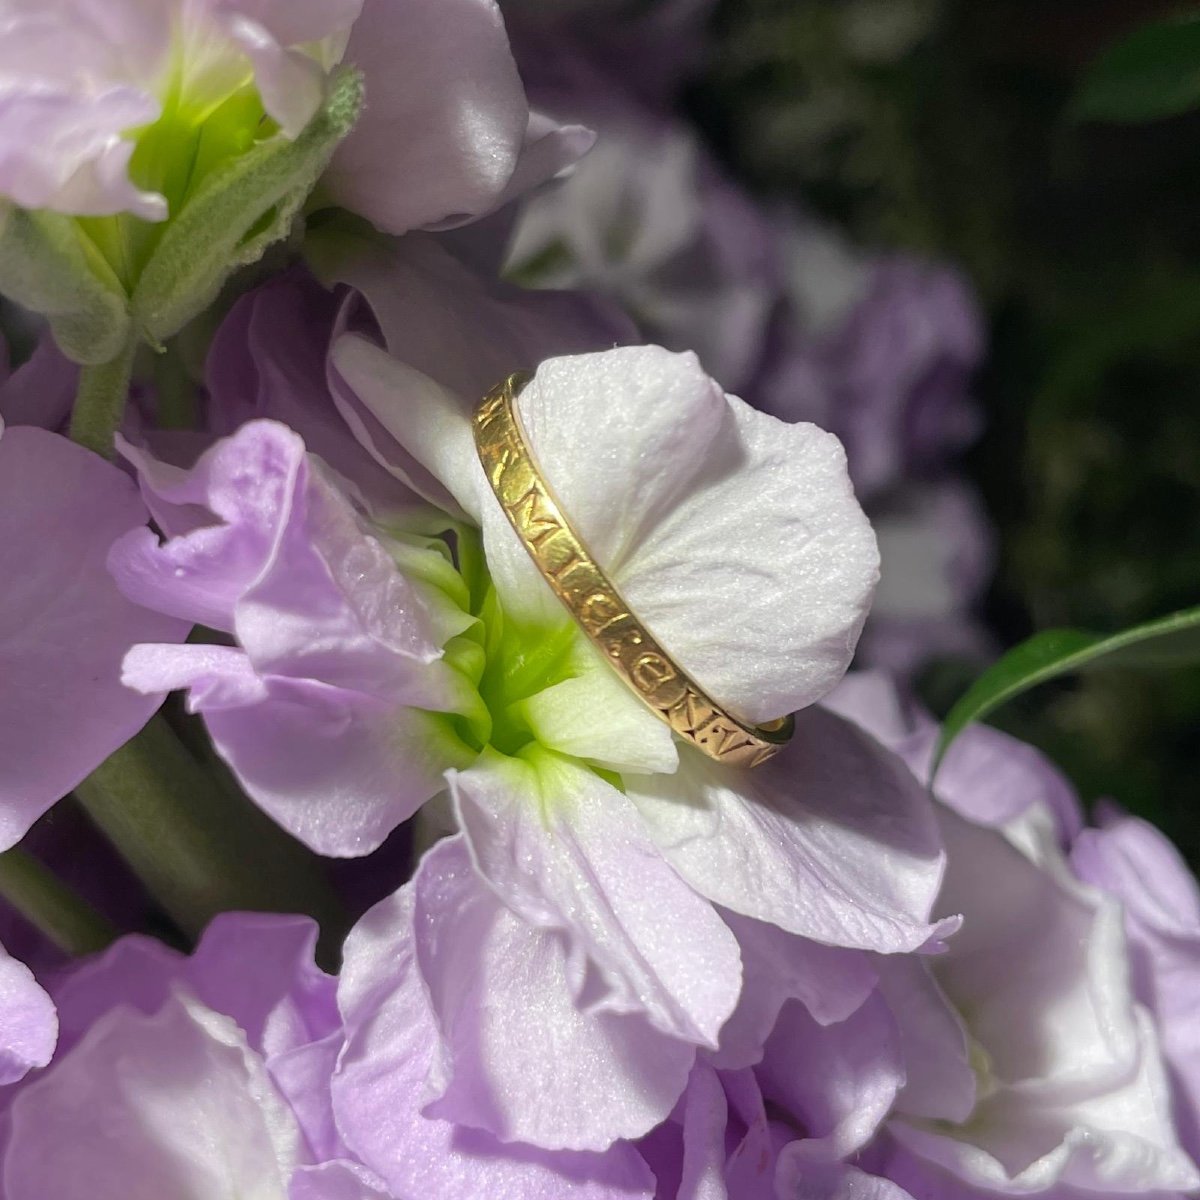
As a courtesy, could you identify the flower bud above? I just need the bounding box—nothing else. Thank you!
[0,0,363,360]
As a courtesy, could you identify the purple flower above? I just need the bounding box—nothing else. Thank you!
[0,327,76,431]
[331,705,944,1157]
[505,72,781,396]
[755,233,984,502]
[823,670,1082,840]
[110,237,639,858]
[326,0,593,236]
[312,225,637,416]
[1,913,383,1199]
[333,858,660,1197]
[205,234,633,522]
[813,673,1200,1197]
[334,826,907,1191]
[110,419,477,857]
[853,483,995,677]
[1072,804,1200,1162]
[604,1047,909,1199]
[0,418,183,1092]
[0,422,187,851]
[0,939,56,1085]
[204,270,424,521]
[638,1062,789,1200]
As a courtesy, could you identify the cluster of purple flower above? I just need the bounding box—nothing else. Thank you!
[504,2,992,673]
[0,3,1196,1199]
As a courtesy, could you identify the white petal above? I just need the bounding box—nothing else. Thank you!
[894,806,1200,1194]
[508,345,878,723]
[0,944,57,1084]
[626,707,945,952]
[334,876,654,1195]
[515,635,677,775]
[875,955,975,1123]
[223,16,324,138]
[5,993,300,1200]
[451,748,741,1046]
[329,334,478,520]
[329,0,528,233]
[891,1007,1200,1193]
[760,993,904,1161]
[712,913,878,1070]
[933,807,1135,1088]
[413,838,697,1150]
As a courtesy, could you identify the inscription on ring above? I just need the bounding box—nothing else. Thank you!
[473,373,793,768]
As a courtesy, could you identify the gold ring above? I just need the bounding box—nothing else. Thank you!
[473,373,794,768]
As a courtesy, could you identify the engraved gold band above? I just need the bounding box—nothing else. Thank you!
[473,373,794,768]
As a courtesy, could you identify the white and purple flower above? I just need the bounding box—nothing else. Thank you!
[108,240,953,1154]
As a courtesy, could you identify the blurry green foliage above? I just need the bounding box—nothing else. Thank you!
[694,0,1200,854]
[1071,11,1200,123]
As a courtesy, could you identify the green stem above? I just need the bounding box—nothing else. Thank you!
[153,341,197,430]
[75,715,345,945]
[0,848,117,956]
[67,336,137,459]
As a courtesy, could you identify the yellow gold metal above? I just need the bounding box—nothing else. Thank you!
[473,373,795,768]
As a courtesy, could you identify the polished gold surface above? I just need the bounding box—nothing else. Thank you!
[473,373,794,768]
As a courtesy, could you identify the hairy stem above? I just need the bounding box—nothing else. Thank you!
[67,336,137,459]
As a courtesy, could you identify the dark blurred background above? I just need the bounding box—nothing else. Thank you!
[690,1,1200,855]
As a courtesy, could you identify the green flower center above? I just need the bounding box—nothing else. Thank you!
[80,79,276,289]
[406,525,606,775]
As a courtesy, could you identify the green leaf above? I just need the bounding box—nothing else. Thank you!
[933,605,1200,776]
[131,67,362,345]
[0,205,131,365]
[1071,12,1200,124]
